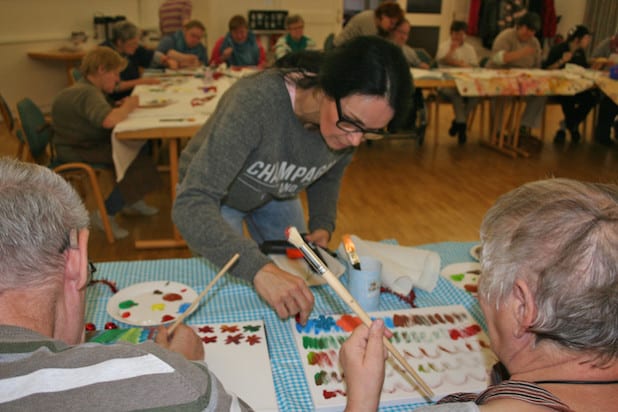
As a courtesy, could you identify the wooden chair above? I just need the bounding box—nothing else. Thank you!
[0,92,26,159]
[16,97,115,243]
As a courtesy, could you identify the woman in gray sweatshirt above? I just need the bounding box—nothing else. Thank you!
[173,36,412,325]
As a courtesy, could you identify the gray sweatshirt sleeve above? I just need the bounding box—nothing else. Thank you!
[172,83,273,283]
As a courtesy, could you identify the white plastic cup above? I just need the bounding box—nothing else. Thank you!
[348,256,382,312]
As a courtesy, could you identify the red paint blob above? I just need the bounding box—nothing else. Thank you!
[336,314,362,332]
[105,322,118,330]
[121,312,131,318]
[162,293,182,302]
[161,314,175,322]
[85,322,96,331]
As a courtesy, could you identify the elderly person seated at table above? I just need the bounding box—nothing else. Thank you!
[101,20,179,101]
[51,47,161,239]
[333,2,404,47]
[157,19,207,68]
[210,15,266,68]
[487,12,546,147]
[0,158,250,411]
[543,25,597,144]
[173,36,412,326]
[274,14,316,60]
[436,20,479,144]
[340,178,618,411]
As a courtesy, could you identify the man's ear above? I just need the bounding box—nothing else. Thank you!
[64,229,90,291]
[511,278,537,338]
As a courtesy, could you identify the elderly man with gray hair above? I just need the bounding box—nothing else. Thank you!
[100,20,179,101]
[0,158,250,411]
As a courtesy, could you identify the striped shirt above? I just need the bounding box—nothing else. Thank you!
[0,325,249,411]
[434,380,573,411]
[159,0,192,37]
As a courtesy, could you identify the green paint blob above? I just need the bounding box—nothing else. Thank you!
[314,370,327,385]
[450,274,465,282]
[118,300,138,309]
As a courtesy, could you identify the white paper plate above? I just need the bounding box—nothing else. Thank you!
[440,262,481,296]
[106,281,198,326]
[469,244,482,261]
[269,247,345,287]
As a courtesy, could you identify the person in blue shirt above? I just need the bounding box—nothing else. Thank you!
[157,19,208,68]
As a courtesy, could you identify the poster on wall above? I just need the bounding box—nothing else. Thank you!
[406,0,442,14]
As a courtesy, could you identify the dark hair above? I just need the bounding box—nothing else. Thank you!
[450,20,468,33]
[319,36,412,131]
[275,50,324,73]
[566,25,591,42]
[228,15,248,31]
[516,12,541,32]
[374,2,404,20]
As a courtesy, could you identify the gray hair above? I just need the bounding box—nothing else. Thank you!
[112,21,139,43]
[479,178,618,364]
[0,158,89,290]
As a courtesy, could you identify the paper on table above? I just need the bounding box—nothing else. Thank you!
[338,235,440,294]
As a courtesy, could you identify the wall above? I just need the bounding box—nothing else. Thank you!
[0,0,588,113]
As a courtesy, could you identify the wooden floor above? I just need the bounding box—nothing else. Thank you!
[2,104,617,263]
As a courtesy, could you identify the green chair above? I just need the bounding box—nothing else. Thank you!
[70,67,82,84]
[16,97,115,244]
[0,92,26,160]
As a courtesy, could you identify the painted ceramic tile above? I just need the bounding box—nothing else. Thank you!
[291,306,497,411]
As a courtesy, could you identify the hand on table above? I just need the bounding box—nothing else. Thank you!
[122,95,139,111]
[139,77,161,86]
[340,319,388,412]
[155,323,204,360]
[222,47,233,61]
[254,262,315,324]
[561,51,573,64]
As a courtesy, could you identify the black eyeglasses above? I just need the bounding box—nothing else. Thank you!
[335,98,387,141]
[79,261,97,291]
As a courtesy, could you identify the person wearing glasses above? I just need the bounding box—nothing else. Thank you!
[0,158,250,410]
[173,36,411,325]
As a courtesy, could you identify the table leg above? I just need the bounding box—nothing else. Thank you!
[135,137,188,249]
[480,97,518,158]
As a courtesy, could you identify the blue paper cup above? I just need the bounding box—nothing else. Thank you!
[348,256,382,312]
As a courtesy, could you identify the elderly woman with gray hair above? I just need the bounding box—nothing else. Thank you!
[340,178,618,411]
[100,20,179,101]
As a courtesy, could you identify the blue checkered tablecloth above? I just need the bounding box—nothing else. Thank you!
[85,241,481,411]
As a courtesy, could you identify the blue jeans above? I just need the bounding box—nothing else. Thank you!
[221,197,308,243]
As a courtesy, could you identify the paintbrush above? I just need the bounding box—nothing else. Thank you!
[167,253,240,335]
[285,227,434,400]
[341,234,361,270]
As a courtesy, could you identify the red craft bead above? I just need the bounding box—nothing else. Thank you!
[104,322,118,330]
[85,322,96,331]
